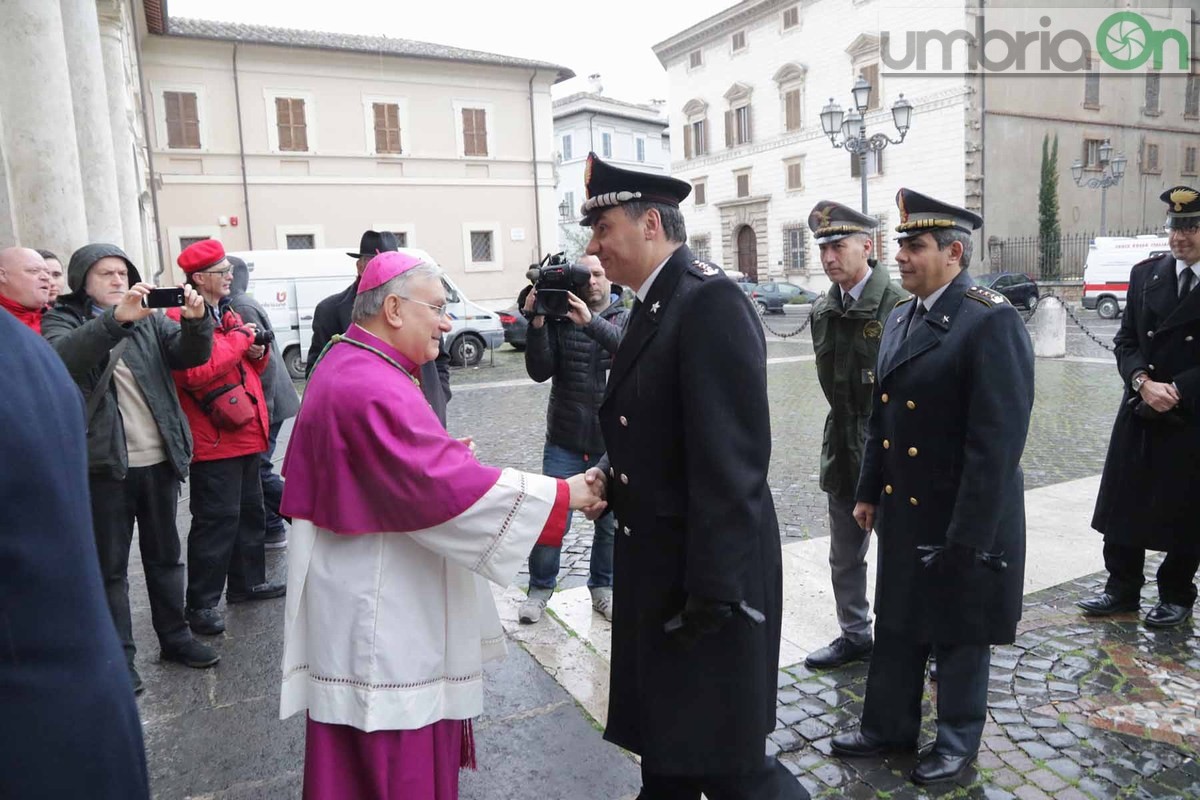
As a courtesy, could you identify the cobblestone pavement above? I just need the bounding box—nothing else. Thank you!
[771,563,1200,799]
[462,305,1127,590]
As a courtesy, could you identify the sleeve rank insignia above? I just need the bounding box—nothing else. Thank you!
[966,285,1008,306]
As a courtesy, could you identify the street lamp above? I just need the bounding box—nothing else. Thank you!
[558,198,572,221]
[1070,138,1126,236]
[821,78,912,214]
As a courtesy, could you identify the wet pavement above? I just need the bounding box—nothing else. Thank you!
[126,303,1199,799]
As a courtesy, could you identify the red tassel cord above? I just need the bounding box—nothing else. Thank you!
[460,718,477,770]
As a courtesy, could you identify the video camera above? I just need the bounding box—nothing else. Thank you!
[253,328,275,347]
[522,252,591,320]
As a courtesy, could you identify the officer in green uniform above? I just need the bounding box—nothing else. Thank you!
[805,201,908,670]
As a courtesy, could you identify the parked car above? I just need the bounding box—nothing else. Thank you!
[749,282,819,314]
[499,307,528,350]
[975,272,1041,310]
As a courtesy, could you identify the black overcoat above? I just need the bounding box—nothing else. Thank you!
[855,270,1034,644]
[0,311,150,799]
[598,246,783,775]
[1092,253,1200,554]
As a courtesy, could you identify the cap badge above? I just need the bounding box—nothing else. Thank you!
[1169,187,1199,212]
[863,320,883,339]
[814,205,834,227]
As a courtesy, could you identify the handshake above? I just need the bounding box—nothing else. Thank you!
[564,467,608,518]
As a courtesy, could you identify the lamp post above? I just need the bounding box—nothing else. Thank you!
[820,77,913,214]
[1070,140,1126,237]
[558,197,572,222]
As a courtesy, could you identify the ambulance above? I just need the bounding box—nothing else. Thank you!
[227,247,504,378]
[1081,235,1170,319]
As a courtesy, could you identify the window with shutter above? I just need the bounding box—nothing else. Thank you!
[602,132,612,157]
[736,173,750,197]
[1082,138,1103,168]
[1185,71,1199,118]
[693,181,706,206]
[725,110,734,148]
[1084,55,1101,108]
[782,6,799,29]
[783,226,805,272]
[690,235,711,262]
[732,31,746,51]
[786,160,803,190]
[784,89,801,131]
[692,119,707,156]
[735,105,752,145]
[858,64,880,110]
[164,91,201,149]
[462,108,488,156]
[1184,146,1198,177]
[689,50,703,69]
[373,103,402,154]
[1144,71,1161,115]
[636,138,645,162]
[276,97,308,152]
[1142,141,1160,173]
[561,134,572,161]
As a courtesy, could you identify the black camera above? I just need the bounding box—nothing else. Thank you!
[253,328,275,347]
[523,252,592,320]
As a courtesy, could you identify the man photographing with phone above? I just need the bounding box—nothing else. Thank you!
[44,244,219,693]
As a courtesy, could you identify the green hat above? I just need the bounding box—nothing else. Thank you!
[808,200,878,244]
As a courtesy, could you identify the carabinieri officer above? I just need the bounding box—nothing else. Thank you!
[832,189,1035,787]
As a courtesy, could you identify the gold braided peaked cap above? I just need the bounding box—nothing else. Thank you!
[893,188,983,239]
[808,200,878,244]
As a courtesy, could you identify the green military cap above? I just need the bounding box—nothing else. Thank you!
[894,188,982,239]
[808,200,878,244]
[1161,185,1200,228]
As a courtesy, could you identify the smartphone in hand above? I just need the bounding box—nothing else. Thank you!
[141,287,186,308]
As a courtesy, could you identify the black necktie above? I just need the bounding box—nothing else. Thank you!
[1180,268,1195,299]
[905,303,927,338]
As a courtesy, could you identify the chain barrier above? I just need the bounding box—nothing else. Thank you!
[1024,292,1117,353]
[759,307,814,339]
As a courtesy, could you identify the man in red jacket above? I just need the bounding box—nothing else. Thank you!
[170,240,285,635]
[0,247,51,332]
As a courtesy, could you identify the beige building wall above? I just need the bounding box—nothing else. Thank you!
[140,36,561,305]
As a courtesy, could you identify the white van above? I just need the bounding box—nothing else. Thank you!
[229,247,504,378]
[1082,235,1170,319]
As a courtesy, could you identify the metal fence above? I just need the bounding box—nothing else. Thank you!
[987,229,1158,282]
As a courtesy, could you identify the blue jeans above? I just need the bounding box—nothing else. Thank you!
[260,420,286,536]
[527,442,615,591]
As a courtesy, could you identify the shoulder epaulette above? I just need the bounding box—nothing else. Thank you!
[966,285,1008,306]
[1132,252,1170,271]
[894,295,916,306]
[690,259,722,277]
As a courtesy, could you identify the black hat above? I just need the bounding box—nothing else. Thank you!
[808,200,878,244]
[347,230,399,259]
[580,152,692,227]
[893,188,983,240]
[1161,186,1200,228]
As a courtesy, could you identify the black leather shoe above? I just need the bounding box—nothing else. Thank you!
[186,606,226,635]
[804,636,873,669]
[910,750,977,785]
[830,730,915,758]
[161,637,221,668]
[226,581,287,604]
[1144,602,1193,629]
[1076,592,1140,616]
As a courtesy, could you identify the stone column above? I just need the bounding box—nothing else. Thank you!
[98,1,144,266]
[0,0,89,255]
[0,113,17,246]
[61,0,123,245]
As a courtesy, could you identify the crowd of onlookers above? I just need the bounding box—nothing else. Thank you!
[1,239,294,695]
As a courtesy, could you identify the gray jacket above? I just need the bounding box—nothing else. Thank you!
[228,258,301,423]
[43,243,213,480]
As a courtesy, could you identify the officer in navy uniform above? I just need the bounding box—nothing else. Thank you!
[1085,185,1200,628]
[577,152,805,800]
[831,189,1034,786]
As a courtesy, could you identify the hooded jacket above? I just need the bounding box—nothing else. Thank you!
[226,258,301,423]
[43,243,213,481]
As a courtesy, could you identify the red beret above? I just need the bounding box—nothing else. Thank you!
[177,239,227,274]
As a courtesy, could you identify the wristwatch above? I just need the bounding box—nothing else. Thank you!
[1132,372,1149,392]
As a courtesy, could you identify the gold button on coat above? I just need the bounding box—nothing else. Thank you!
[881,393,890,403]
[906,400,916,410]
[884,485,893,494]
[883,439,890,449]
[908,447,918,457]
[910,497,919,506]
